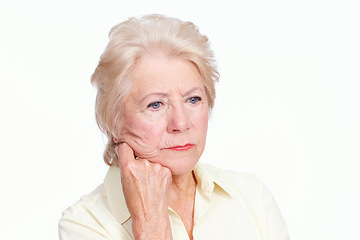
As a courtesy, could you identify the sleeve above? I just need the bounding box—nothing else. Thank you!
[261,181,290,240]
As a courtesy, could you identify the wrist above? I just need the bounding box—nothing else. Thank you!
[132,216,172,240]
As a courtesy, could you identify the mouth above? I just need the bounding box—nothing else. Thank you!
[165,143,194,151]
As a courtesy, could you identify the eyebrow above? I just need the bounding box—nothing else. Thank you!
[140,92,168,103]
[184,86,205,96]
[139,86,205,103]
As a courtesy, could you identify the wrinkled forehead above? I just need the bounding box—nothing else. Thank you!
[127,55,205,95]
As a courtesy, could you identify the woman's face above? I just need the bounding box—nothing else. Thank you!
[117,55,209,176]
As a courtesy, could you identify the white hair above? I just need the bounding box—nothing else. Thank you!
[91,14,219,166]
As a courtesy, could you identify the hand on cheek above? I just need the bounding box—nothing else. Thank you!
[118,129,161,160]
[116,143,173,240]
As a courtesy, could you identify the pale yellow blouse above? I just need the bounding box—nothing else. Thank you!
[59,163,289,240]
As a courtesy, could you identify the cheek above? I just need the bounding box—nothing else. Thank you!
[120,115,166,152]
[199,116,209,142]
[195,108,209,136]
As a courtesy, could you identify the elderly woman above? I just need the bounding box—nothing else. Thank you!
[59,14,289,240]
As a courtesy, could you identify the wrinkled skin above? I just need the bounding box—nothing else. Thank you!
[114,55,209,240]
[116,143,173,240]
[115,55,209,176]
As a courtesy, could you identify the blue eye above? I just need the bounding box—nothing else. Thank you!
[148,102,162,109]
[188,96,201,104]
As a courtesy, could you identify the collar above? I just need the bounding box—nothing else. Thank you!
[194,163,233,197]
[103,162,233,224]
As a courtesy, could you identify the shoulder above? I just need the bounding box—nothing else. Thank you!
[60,185,111,220]
[59,185,126,239]
[198,163,289,239]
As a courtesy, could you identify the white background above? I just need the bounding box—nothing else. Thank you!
[1,0,359,239]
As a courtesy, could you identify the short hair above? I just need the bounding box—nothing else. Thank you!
[91,14,219,166]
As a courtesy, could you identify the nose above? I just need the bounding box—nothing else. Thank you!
[167,104,191,133]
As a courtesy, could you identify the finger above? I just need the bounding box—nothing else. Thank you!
[116,142,135,167]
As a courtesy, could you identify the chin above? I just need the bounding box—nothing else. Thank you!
[160,157,199,176]
[141,147,202,176]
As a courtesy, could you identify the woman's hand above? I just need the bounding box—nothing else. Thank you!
[116,143,173,240]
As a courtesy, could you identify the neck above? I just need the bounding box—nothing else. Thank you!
[168,171,197,240]
[168,171,197,205]
[170,171,196,194]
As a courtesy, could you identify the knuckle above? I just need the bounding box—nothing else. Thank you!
[143,160,150,168]
[119,161,130,172]
[152,162,162,170]
[162,167,172,177]
[127,162,136,171]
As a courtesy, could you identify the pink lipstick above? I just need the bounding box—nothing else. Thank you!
[166,144,194,151]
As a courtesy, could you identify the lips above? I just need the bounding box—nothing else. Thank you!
[166,143,194,151]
